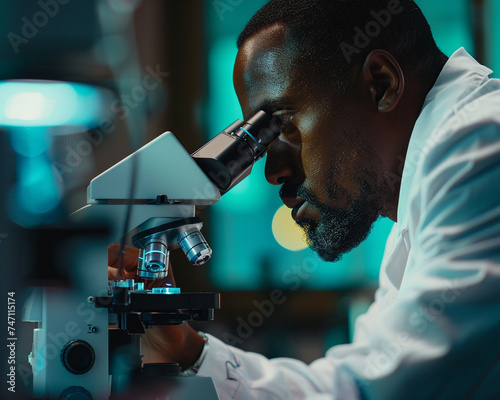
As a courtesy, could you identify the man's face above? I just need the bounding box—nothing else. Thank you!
[234,24,386,262]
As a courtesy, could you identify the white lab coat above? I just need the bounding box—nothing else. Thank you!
[198,48,500,399]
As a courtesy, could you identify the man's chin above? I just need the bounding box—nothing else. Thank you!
[298,215,377,263]
[307,227,348,263]
[296,219,343,262]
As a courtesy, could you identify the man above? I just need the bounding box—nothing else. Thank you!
[110,0,500,398]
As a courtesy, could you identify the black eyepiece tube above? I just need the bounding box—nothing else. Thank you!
[192,110,280,194]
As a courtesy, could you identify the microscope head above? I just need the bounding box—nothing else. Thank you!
[85,110,279,280]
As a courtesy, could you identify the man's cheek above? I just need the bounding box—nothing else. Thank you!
[301,152,328,192]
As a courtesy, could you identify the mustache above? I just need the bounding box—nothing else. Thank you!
[279,183,323,211]
[296,186,321,207]
[279,183,301,201]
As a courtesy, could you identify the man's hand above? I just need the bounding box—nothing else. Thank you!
[108,244,205,369]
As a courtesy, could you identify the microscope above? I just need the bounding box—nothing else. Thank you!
[22,110,279,400]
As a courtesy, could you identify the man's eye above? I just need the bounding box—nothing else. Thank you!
[275,114,296,134]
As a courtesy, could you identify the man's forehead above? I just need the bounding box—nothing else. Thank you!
[237,23,290,66]
[244,48,291,90]
[235,24,297,113]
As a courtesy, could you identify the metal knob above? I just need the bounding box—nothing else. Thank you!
[59,386,93,400]
[61,340,95,375]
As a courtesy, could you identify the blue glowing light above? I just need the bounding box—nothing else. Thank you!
[0,80,108,128]
[19,157,60,210]
[152,287,180,294]
[145,250,167,256]
[240,127,258,145]
[9,155,61,224]
[9,127,49,158]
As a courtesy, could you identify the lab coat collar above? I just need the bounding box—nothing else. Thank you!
[396,48,493,236]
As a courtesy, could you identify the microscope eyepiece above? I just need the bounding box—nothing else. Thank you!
[192,110,280,193]
[236,110,278,155]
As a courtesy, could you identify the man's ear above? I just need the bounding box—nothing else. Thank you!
[362,50,405,113]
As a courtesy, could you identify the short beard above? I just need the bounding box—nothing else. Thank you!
[296,175,381,263]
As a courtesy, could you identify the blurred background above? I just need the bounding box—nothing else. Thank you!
[1,0,499,396]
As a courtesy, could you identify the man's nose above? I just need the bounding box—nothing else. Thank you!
[264,140,295,185]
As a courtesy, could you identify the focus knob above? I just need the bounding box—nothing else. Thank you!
[61,340,95,375]
[59,386,93,400]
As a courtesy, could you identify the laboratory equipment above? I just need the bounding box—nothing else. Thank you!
[23,110,278,399]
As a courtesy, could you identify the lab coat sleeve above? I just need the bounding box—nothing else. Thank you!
[198,121,500,399]
[198,333,358,399]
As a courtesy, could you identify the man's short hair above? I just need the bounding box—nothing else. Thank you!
[237,0,447,89]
